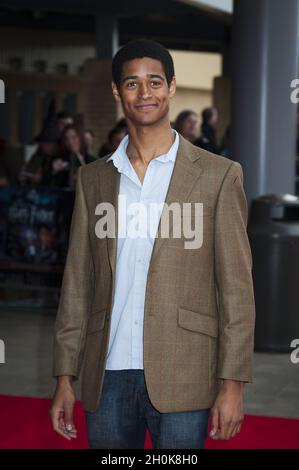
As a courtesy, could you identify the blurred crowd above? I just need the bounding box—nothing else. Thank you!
[0,104,230,190]
[173,108,230,157]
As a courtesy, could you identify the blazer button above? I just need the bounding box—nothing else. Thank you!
[106,314,110,322]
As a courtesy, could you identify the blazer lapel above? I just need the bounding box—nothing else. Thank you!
[149,134,203,265]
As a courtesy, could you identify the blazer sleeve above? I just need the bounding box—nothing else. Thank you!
[52,165,94,379]
[215,161,256,383]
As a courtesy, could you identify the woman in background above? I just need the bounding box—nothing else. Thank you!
[173,110,199,143]
[44,125,96,189]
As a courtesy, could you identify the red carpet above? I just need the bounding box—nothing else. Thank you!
[0,395,299,449]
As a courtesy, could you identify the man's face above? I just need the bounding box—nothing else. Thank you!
[64,129,81,154]
[112,57,176,127]
[84,131,94,150]
[183,113,199,140]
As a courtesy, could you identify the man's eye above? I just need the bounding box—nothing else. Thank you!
[151,81,161,87]
[127,82,136,88]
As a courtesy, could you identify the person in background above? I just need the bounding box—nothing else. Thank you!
[173,110,199,143]
[21,123,59,185]
[56,111,74,136]
[20,99,60,185]
[194,107,219,154]
[98,120,127,158]
[115,117,128,133]
[83,129,97,160]
[219,126,231,158]
[44,125,95,189]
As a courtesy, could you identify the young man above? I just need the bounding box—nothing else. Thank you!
[50,39,255,449]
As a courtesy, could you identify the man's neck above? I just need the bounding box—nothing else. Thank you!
[126,121,175,165]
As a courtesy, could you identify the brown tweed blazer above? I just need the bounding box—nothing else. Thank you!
[52,133,255,413]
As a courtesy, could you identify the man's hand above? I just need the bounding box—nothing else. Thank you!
[210,379,244,440]
[49,376,77,441]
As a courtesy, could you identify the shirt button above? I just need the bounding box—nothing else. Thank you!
[134,320,138,325]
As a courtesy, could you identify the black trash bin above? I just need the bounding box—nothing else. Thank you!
[248,194,299,352]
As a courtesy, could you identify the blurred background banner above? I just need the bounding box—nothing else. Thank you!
[0,186,74,267]
[0,186,74,310]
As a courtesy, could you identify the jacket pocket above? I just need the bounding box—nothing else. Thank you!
[177,307,218,338]
[87,309,106,334]
[178,307,218,390]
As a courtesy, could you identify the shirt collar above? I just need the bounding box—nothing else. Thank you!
[106,128,179,172]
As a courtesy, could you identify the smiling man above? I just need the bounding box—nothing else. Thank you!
[50,39,256,449]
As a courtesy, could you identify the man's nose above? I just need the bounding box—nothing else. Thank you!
[138,82,152,99]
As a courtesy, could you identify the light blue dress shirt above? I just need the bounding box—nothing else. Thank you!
[105,129,179,370]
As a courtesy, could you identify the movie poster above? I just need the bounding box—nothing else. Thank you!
[0,186,74,270]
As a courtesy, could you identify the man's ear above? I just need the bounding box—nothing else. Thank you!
[112,82,121,102]
[168,76,177,99]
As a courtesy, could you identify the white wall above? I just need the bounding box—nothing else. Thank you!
[179,0,233,14]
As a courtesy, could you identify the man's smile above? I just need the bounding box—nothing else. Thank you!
[134,103,158,110]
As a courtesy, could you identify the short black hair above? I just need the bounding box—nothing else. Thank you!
[112,39,175,89]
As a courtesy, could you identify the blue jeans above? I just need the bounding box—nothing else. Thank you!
[85,369,211,449]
